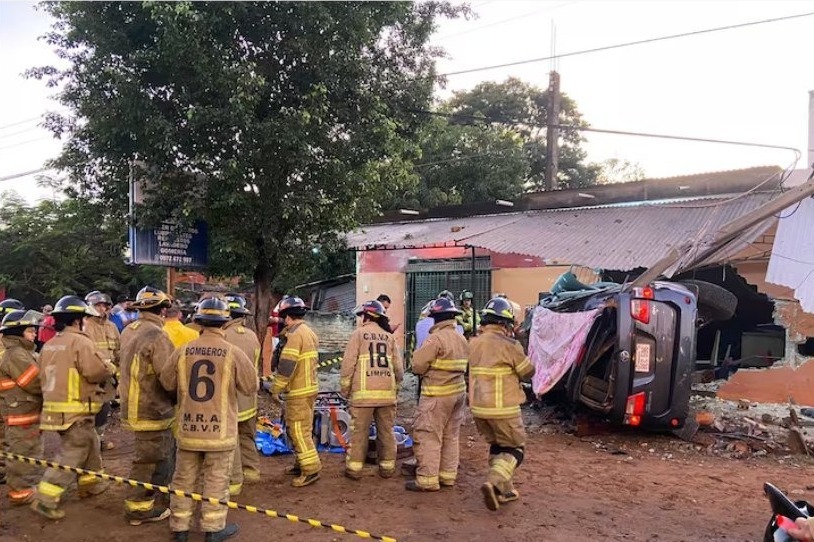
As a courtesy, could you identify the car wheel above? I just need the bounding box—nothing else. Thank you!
[678,279,737,326]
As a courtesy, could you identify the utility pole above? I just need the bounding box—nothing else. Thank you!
[544,70,561,191]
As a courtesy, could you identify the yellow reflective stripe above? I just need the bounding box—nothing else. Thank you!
[439,470,457,480]
[173,510,193,519]
[127,354,141,426]
[286,385,318,398]
[346,460,364,472]
[78,473,98,486]
[253,347,261,372]
[178,436,237,449]
[281,348,299,358]
[339,377,351,388]
[237,407,257,423]
[68,368,80,402]
[43,401,103,414]
[470,405,521,417]
[229,483,242,496]
[298,351,317,361]
[470,367,513,376]
[496,372,503,409]
[416,475,439,487]
[125,499,155,512]
[352,390,397,401]
[379,460,395,470]
[515,359,533,374]
[121,418,175,431]
[421,382,467,397]
[38,481,65,498]
[491,457,517,480]
[432,359,468,372]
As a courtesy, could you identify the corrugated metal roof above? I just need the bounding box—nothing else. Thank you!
[349,193,779,271]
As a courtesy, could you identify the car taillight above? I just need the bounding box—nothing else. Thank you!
[624,392,646,426]
[631,286,655,324]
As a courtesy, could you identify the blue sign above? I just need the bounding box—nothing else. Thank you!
[129,220,208,268]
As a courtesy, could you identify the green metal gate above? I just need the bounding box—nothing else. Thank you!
[404,257,491,361]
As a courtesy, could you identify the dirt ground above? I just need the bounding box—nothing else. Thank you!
[2,394,812,542]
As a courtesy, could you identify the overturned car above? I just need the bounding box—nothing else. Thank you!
[524,272,737,431]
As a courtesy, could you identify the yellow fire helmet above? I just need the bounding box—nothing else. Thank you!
[131,286,173,310]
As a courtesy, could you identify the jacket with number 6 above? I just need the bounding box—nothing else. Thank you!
[223,318,261,422]
[160,328,258,452]
[340,320,404,407]
[118,312,177,432]
[270,321,319,399]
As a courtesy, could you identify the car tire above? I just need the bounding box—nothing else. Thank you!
[678,279,737,326]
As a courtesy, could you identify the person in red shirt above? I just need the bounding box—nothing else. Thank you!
[38,305,56,345]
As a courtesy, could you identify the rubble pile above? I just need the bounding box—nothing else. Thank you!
[690,382,814,459]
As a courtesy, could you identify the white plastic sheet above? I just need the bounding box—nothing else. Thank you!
[528,306,602,396]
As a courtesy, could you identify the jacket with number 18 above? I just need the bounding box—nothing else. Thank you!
[340,320,404,407]
[160,328,258,452]
[270,321,319,399]
[118,312,176,431]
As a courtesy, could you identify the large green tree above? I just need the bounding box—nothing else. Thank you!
[0,190,163,308]
[31,1,462,342]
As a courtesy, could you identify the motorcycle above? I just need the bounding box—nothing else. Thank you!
[764,482,813,542]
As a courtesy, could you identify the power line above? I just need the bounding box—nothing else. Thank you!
[0,168,47,182]
[438,11,814,77]
[0,125,41,140]
[0,116,42,130]
[435,1,578,42]
[0,135,55,151]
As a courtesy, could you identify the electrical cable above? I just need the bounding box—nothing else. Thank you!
[0,135,55,151]
[436,11,814,77]
[435,1,578,42]
[0,116,42,130]
[0,168,48,182]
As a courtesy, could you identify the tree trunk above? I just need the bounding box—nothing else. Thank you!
[253,258,274,371]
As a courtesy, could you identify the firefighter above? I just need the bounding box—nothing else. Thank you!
[340,300,403,480]
[0,298,23,486]
[222,293,261,495]
[457,290,479,339]
[405,297,468,491]
[269,296,321,487]
[159,298,258,542]
[83,290,120,451]
[0,309,44,505]
[164,302,199,348]
[118,286,176,526]
[32,296,115,519]
[469,297,535,511]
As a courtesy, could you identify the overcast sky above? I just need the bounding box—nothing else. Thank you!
[1,0,813,203]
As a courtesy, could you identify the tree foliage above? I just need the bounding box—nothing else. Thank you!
[390,77,601,209]
[30,1,463,342]
[0,191,163,308]
[596,158,646,184]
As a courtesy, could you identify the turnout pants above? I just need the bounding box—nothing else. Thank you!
[284,396,321,475]
[474,416,526,496]
[229,417,260,495]
[345,405,396,475]
[170,449,234,533]
[36,418,105,510]
[125,428,175,519]
[4,422,44,503]
[413,393,466,489]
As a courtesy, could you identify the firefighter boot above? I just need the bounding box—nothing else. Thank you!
[30,501,66,520]
[292,472,320,488]
[480,482,500,511]
[204,523,239,542]
[284,464,301,476]
[173,532,189,542]
[405,480,439,492]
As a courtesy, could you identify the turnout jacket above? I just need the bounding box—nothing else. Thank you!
[160,328,258,452]
[84,315,120,401]
[223,318,261,422]
[340,320,404,407]
[39,326,115,431]
[411,319,468,397]
[119,312,176,431]
[270,321,319,399]
[468,324,535,419]
[0,336,43,426]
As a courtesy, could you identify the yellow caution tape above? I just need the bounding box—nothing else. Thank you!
[0,451,397,542]
[261,356,341,382]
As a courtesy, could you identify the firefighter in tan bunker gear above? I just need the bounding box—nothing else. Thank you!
[160,298,258,542]
[341,300,403,480]
[118,286,177,526]
[469,297,535,512]
[32,296,115,520]
[0,310,44,505]
[270,296,322,487]
[0,298,26,485]
[222,293,262,495]
[83,291,120,451]
[406,297,468,492]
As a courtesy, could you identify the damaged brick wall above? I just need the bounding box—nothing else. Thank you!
[718,300,814,405]
[304,311,356,353]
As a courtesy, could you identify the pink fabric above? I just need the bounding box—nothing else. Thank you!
[528,306,602,396]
